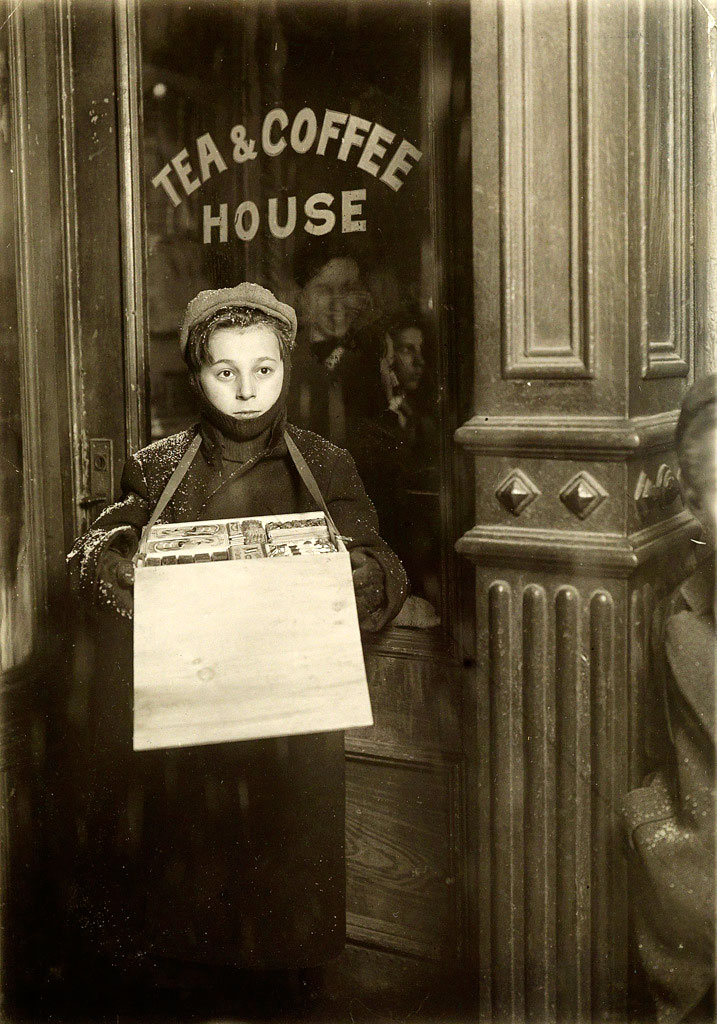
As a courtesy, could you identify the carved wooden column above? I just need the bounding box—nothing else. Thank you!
[459,1,695,1021]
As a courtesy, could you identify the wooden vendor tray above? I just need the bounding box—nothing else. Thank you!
[132,515,372,751]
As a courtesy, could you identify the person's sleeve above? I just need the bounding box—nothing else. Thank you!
[324,448,408,631]
[646,588,693,762]
[665,611,716,745]
[66,454,152,610]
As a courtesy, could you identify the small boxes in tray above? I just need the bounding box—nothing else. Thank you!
[137,511,338,566]
[133,511,371,752]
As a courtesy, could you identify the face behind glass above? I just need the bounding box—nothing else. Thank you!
[300,257,365,342]
[391,327,425,392]
[684,423,717,548]
[198,324,284,418]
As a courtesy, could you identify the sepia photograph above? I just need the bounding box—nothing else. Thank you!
[0,0,715,1021]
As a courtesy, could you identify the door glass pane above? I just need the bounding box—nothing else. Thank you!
[0,9,33,670]
[139,0,468,630]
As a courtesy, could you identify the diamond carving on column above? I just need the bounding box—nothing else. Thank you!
[495,469,541,516]
[559,471,608,520]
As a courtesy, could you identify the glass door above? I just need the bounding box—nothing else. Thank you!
[117,0,473,1005]
[133,0,472,640]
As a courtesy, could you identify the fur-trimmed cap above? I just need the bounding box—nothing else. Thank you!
[179,282,298,353]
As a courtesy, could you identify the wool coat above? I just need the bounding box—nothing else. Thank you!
[621,556,715,1023]
[66,418,407,971]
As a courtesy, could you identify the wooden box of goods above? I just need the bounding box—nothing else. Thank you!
[132,511,371,751]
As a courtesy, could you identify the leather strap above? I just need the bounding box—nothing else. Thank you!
[137,433,202,559]
[283,430,341,540]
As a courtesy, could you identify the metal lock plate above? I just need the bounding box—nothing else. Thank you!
[83,438,113,509]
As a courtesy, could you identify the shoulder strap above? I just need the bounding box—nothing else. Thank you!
[137,430,342,560]
[283,430,341,539]
[137,433,202,558]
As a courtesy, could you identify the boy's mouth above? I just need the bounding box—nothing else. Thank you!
[233,410,261,417]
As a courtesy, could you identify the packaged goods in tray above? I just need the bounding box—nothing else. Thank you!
[142,522,231,565]
[267,538,336,557]
[265,516,331,544]
[137,511,337,566]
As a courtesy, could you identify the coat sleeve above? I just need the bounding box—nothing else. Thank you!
[66,454,153,607]
[324,448,408,631]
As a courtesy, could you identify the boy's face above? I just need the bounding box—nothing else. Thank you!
[390,327,425,392]
[199,324,284,419]
[682,422,717,547]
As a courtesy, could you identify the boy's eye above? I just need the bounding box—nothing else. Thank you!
[257,366,274,376]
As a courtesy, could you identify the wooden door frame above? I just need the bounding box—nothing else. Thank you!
[2,0,138,997]
[115,0,149,456]
[1,0,79,998]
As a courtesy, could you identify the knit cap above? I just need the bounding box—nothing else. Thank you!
[179,282,298,354]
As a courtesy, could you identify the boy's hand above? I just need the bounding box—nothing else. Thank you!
[96,548,135,618]
[350,549,385,623]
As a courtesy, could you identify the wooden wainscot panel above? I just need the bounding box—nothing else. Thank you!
[346,754,462,961]
[320,942,468,1018]
[499,0,591,379]
[348,647,462,761]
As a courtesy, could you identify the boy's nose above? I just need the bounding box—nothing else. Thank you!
[236,374,256,400]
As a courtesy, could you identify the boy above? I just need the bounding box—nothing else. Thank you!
[622,374,716,1023]
[66,283,407,991]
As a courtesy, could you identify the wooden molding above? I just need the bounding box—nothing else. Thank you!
[466,0,696,1019]
[628,581,659,791]
[55,0,86,538]
[115,0,150,453]
[454,410,678,459]
[455,508,697,575]
[362,624,456,664]
[637,0,692,380]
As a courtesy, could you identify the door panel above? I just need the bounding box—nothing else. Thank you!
[346,754,461,960]
[61,0,474,1004]
[345,645,463,964]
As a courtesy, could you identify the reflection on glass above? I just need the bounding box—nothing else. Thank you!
[140,0,452,626]
[349,314,441,625]
[288,240,375,449]
[0,12,33,670]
